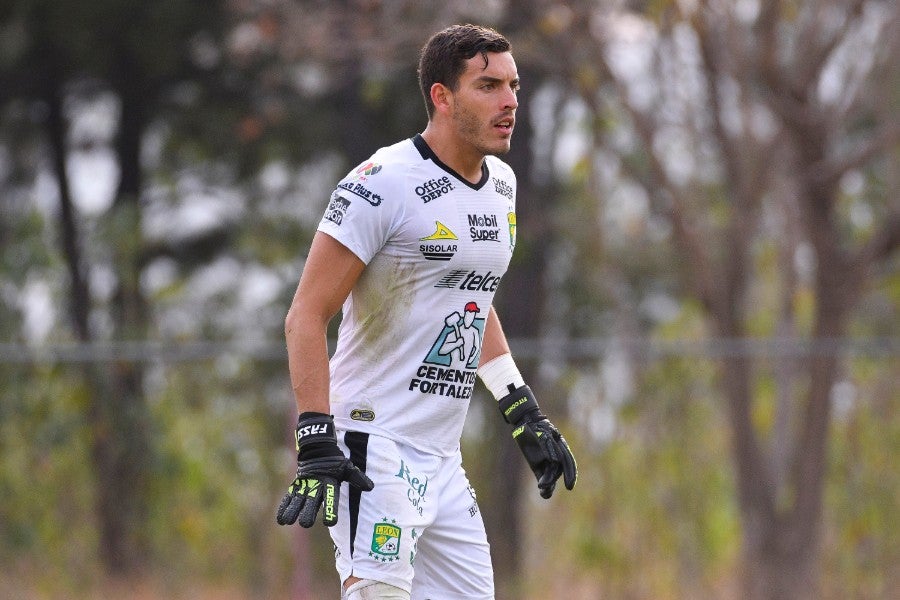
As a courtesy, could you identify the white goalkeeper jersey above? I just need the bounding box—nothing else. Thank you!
[316,134,517,456]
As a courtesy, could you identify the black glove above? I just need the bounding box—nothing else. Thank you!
[498,385,577,499]
[276,412,374,528]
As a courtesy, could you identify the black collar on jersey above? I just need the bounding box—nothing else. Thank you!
[412,133,490,190]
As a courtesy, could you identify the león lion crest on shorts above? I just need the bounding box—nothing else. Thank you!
[370,520,401,561]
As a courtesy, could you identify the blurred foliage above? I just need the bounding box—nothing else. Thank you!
[3,349,894,598]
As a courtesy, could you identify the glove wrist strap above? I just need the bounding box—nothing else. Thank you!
[295,412,338,459]
[497,385,543,425]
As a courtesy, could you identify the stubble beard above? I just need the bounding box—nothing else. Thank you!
[453,104,512,157]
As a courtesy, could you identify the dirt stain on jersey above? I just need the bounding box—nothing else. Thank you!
[352,252,416,364]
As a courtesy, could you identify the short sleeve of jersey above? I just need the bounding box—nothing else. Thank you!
[316,159,404,264]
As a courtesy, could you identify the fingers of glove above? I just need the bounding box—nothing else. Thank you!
[532,422,578,498]
[276,491,302,525]
[539,481,556,499]
[513,425,548,473]
[535,421,578,491]
[537,462,562,499]
[296,478,326,528]
[557,436,578,490]
[513,424,557,497]
[539,427,577,493]
[344,465,375,492]
[299,457,373,492]
[538,429,561,464]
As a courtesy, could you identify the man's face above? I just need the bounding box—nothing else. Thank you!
[450,51,519,156]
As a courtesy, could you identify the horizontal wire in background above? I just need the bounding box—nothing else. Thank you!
[0,337,897,364]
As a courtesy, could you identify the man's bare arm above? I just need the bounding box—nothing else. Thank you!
[285,231,365,414]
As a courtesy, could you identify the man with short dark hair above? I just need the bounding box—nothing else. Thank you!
[277,24,576,600]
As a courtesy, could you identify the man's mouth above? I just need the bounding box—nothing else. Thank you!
[494,117,514,133]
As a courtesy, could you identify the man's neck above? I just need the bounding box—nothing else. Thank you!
[420,125,484,185]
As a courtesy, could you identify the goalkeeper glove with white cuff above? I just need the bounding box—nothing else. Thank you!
[276,412,374,528]
[498,383,578,498]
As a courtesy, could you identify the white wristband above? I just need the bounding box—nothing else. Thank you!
[477,353,525,400]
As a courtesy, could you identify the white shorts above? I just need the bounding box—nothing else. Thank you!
[332,431,494,600]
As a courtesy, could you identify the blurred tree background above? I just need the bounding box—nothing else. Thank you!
[0,1,897,599]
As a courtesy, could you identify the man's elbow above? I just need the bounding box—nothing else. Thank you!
[285,304,305,340]
[285,303,329,340]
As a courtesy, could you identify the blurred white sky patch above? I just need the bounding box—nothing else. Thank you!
[259,160,291,194]
[733,0,761,24]
[652,125,695,188]
[817,1,890,110]
[143,181,244,240]
[237,264,282,310]
[841,171,875,231]
[68,149,118,215]
[66,92,119,215]
[33,170,60,215]
[603,179,650,241]
[186,256,242,302]
[528,83,560,184]
[258,154,341,226]
[601,340,634,407]
[290,63,328,97]
[19,275,55,342]
[830,379,857,421]
[152,256,243,339]
[67,92,118,144]
[594,11,658,112]
[570,373,613,447]
[141,257,179,296]
[568,339,635,447]
[640,292,682,325]
[553,99,592,176]
[89,263,117,304]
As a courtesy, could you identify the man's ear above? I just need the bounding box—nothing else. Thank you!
[430,82,452,115]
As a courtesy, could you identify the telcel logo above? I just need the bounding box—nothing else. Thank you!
[435,270,501,292]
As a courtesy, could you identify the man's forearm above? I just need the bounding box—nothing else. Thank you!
[479,305,512,366]
[286,310,332,415]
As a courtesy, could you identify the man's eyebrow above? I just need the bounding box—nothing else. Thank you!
[473,75,521,86]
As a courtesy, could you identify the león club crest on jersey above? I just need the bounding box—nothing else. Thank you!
[370,520,401,562]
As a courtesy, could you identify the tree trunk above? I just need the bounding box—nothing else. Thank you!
[742,530,818,600]
[735,133,854,599]
[88,54,154,576]
[43,61,137,576]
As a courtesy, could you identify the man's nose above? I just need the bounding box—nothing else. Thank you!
[502,88,518,111]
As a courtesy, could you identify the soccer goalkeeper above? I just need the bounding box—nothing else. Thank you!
[277,23,576,600]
